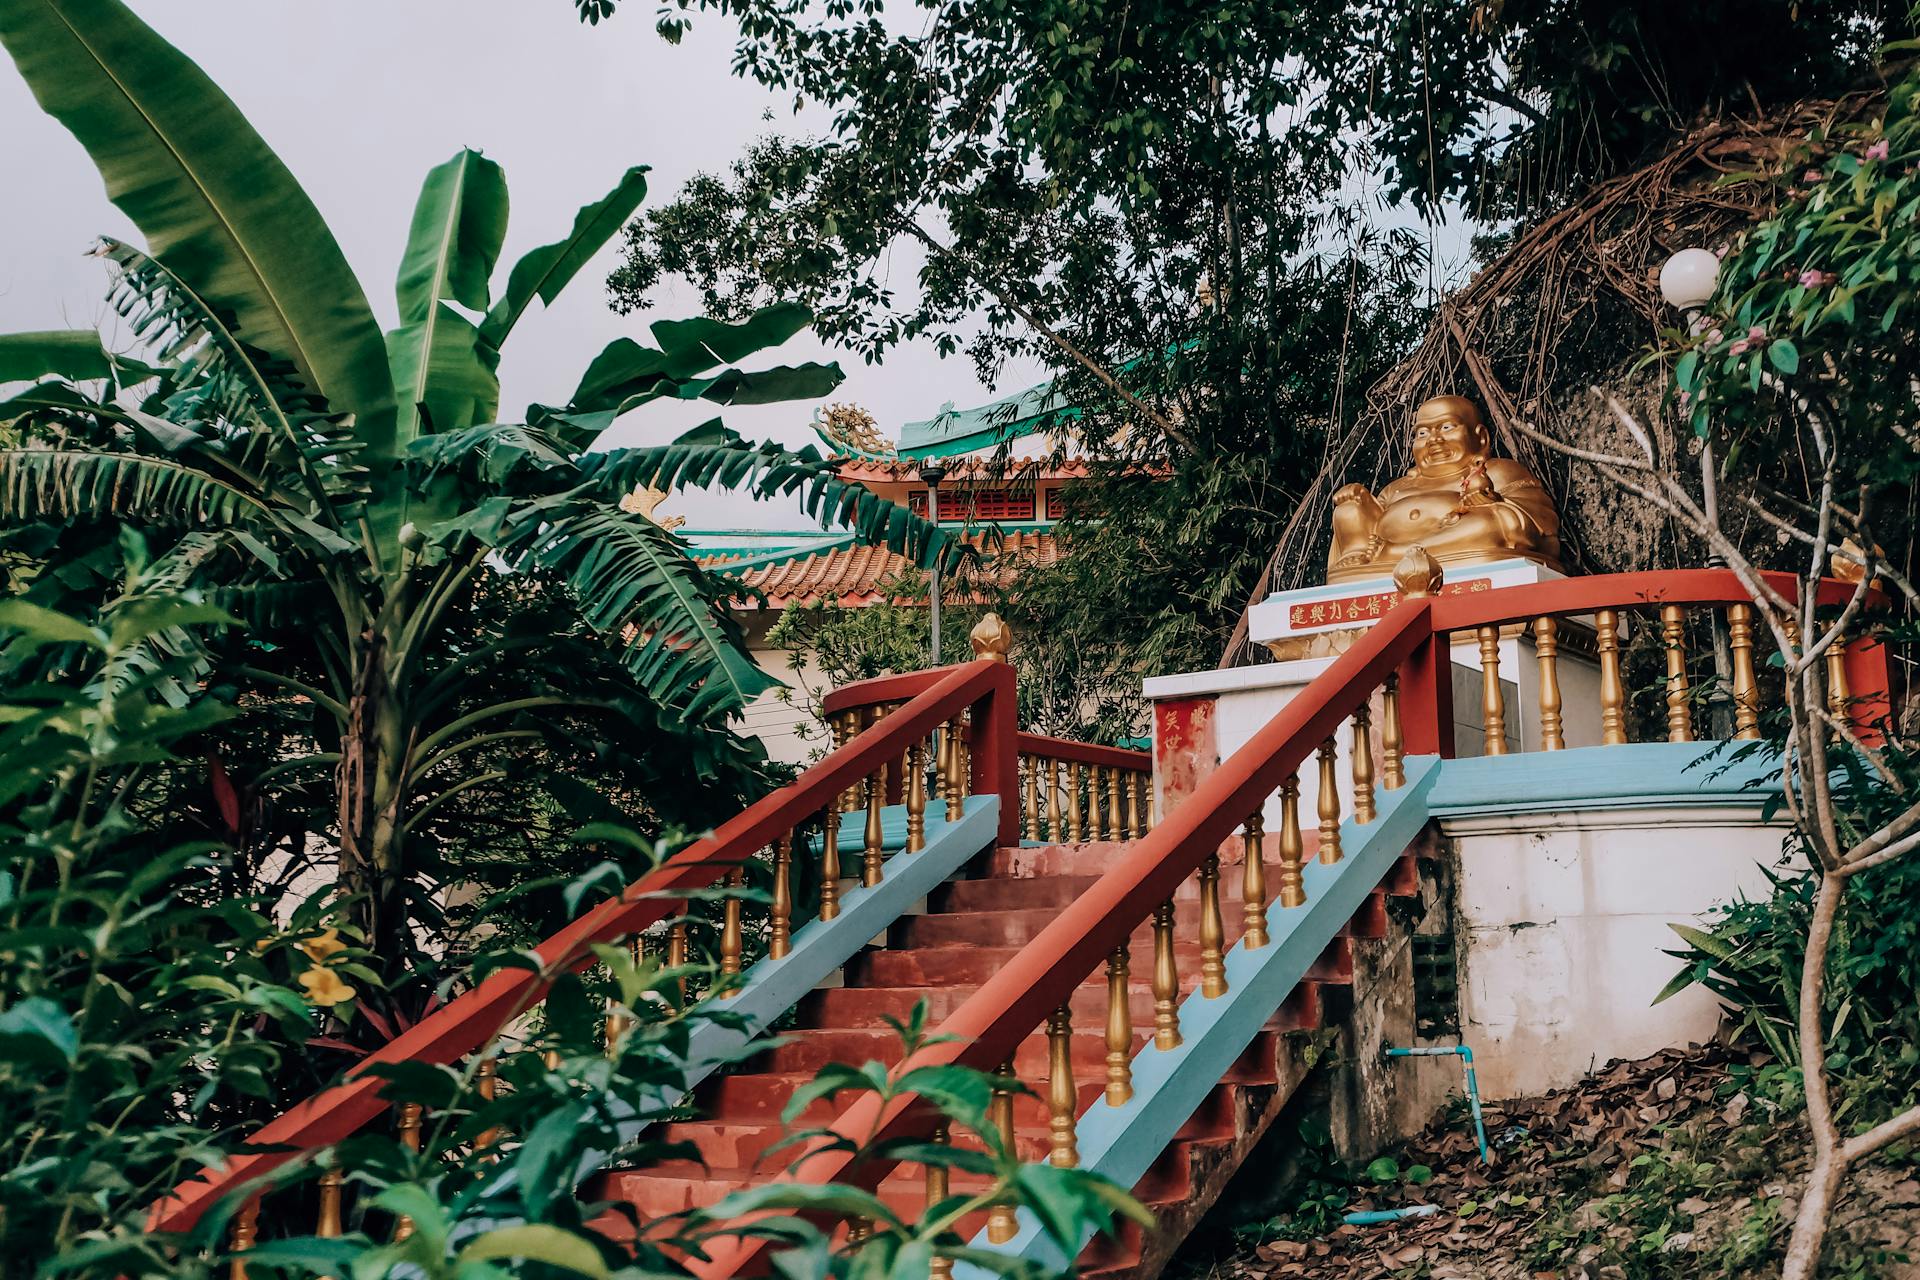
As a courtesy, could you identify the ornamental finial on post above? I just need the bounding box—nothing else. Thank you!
[970,612,1012,662]
[1392,546,1445,599]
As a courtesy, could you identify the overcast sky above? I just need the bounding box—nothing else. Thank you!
[0,0,1034,529]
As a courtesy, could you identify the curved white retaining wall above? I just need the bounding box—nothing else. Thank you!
[1428,745,1791,1100]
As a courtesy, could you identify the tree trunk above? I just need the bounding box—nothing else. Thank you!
[336,629,410,967]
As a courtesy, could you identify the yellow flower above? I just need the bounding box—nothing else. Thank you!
[298,966,357,1007]
[298,929,347,963]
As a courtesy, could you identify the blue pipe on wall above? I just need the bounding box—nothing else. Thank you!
[1382,1044,1490,1163]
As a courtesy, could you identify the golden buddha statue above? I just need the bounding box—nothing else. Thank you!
[1326,395,1562,584]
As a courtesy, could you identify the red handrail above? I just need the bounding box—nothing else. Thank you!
[690,568,1896,1276]
[1013,732,1150,771]
[149,658,1018,1235]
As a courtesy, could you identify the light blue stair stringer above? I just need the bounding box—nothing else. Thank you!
[683,795,1000,1083]
[958,762,1441,1275]
[562,797,1000,1189]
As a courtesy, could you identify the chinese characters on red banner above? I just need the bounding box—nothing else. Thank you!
[1288,577,1493,629]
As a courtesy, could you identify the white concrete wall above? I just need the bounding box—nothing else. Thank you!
[1443,805,1791,1100]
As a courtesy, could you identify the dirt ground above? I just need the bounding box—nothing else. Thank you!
[1169,1044,1920,1279]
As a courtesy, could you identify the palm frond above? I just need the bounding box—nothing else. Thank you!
[504,505,776,719]
[0,448,281,532]
[576,424,961,571]
[99,239,370,520]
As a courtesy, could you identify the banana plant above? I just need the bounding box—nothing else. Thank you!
[0,0,951,959]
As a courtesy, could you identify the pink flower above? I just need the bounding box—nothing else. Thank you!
[1866,139,1890,161]
[1797,269,1833,288]
[1804,168,1824,182]
[1747,325,1768,342]
[1706,328,1724,344]
[1728,339,1752,356]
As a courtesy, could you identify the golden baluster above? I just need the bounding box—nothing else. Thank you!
[1047,1007,1079,1167]
[986,1059,1019,1243]
[473,1057,502,1153]
[1105,944,1133,1105]
[862,769,885,888]
[944,720,968,821]
[906,738,928,852]
[719,866,745,990]
[1478,625,1508,755]
[928,1121,954,1280]
[956,714,972,809]
[1535,616,1564,750]
[1106,764,1123,840]
[393,1102,423,1240]
[1596,609,1627,745]
[1351,706,1376,823]
[1198,854,1227,997]
[769,832,794,959]
[605,935,641,1052]
[1242,811,1269,949]
[227,1197,259,1280]
[1827,635,1853,723]
[1021,757,1040,841]
[1047,757,1065,842]
[316,1167,344,1237]
[1316,738,1343,864]
[1277,776,1306,908]
[668,916,689,1002]
[833,712,858,813]
[819,805,842,922]
[1151,901,1182,1049]
[1381,675,1405,790]
[1661,605,1694,742]
[1068,761,1085,841]
[1728,604,1761,740]
[1126,771,1143,839]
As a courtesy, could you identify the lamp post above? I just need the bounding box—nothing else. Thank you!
[1661,248,1736,739]
[920,460,948,667]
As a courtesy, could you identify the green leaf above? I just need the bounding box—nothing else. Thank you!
[481,165,649,348]
[0,600,105,651]
[1765,338,1800,375]
[1366,1156,1400,1183]
[386,304,499,440]
[507,505,778,718]
[457,1226,609,1278]
[1406,1163,1434,1185]
[396,150,509,323]
[0,0,395,447]
[0,330,151,385]
[0,997,78,1066]
[1667,922,1736,961]
[566,300,819,411]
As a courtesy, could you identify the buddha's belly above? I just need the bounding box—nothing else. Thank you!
[1377,494,1466,544]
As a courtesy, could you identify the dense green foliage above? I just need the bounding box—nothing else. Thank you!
[0,585,325,1271]
[0,0,953,978]
[1675,48,1920,546]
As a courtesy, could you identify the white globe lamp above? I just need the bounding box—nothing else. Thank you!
[1658,248,1720,312]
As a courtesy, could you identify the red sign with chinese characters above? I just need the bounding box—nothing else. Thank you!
[1289,577,1492,629]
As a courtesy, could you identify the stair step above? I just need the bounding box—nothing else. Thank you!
[755,1027,1141,1076]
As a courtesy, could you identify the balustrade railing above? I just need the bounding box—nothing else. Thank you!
[154,658,1019,1249]
[1014,734,1153,843]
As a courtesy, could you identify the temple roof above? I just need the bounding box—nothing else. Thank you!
[707,528,1060,609]
[897,379,1075,459]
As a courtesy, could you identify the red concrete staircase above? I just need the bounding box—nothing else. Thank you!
[596,832,1423,1276]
